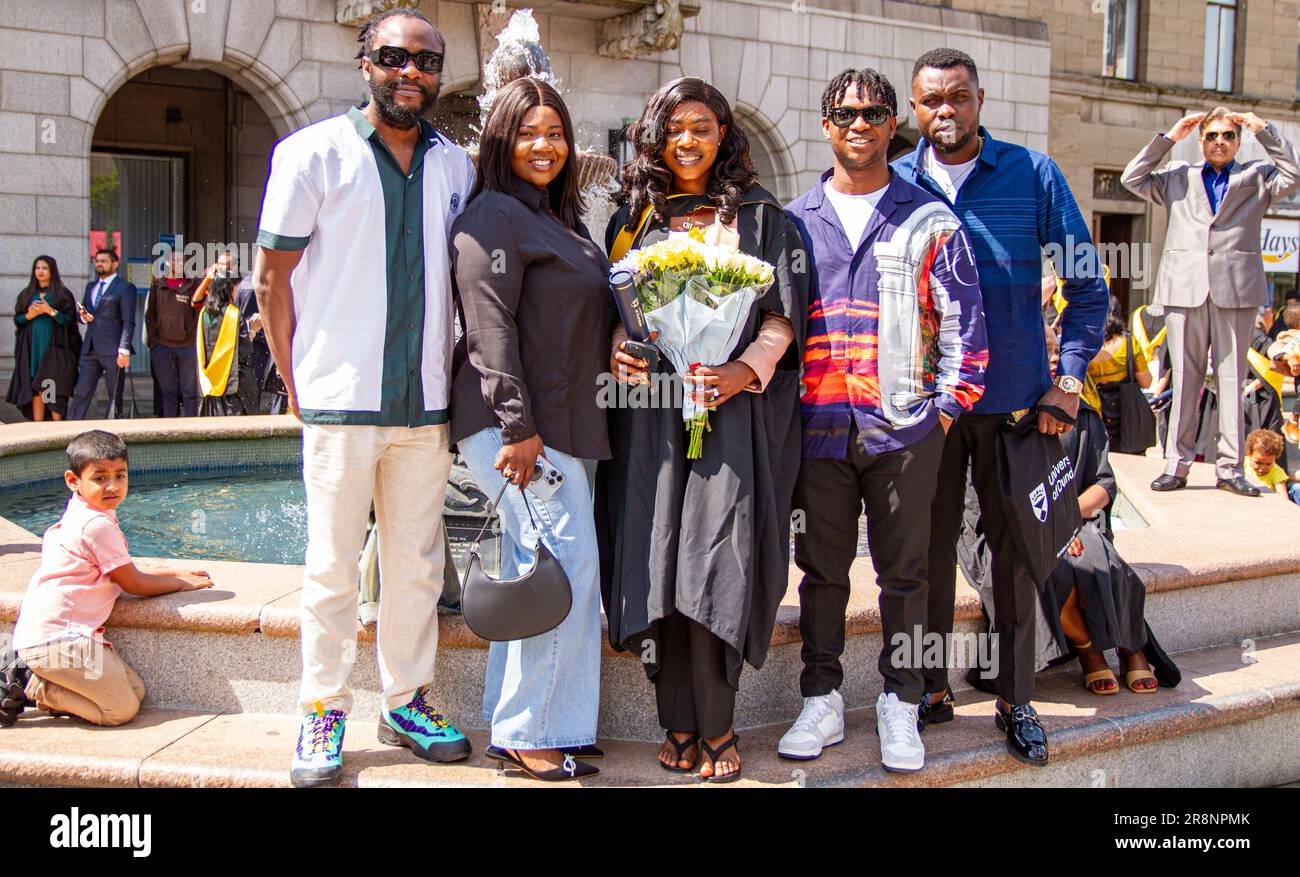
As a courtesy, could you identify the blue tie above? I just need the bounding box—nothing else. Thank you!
[91,280,106,310]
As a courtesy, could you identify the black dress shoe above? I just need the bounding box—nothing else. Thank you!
[994,701,1049,766]
[1217,476,1261,497]
[916,687,956,732]
[1150,474,1187,492]
[494,748,599,781]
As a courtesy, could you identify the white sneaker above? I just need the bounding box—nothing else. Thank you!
[777,689,845,759]
[876,692,925,772]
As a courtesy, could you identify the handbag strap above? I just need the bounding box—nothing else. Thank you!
[1123,330,1137,384]
[469,475,543,555]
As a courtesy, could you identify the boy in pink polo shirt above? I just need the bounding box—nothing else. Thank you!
[1,430,213,727]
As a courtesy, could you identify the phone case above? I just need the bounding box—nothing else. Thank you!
[526,458,565,501]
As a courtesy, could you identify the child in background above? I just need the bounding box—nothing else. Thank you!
[1244,428,1297,503]
[0,430,213,728]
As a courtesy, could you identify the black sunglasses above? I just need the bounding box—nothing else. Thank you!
[827,105,893,128]
[369,45,444,74]
[1204,130,1237,142]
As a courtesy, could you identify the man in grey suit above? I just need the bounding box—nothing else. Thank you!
[1123,108,1300,495]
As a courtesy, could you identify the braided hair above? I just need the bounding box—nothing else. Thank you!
[354,6,434,67]
[820,69,897,118]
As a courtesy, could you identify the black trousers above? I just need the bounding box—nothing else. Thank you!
[925,413,1038,704]
[793,421,944,703]
[68,350,124,420]
[150,344,199,417]
[653,611,736,739]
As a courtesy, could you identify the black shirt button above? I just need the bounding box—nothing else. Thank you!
[406,227,414,235]
[408,322,415,329]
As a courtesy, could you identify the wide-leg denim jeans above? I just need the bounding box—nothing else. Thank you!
[459,427,601,749]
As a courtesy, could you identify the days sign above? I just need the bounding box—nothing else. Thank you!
[1262,218,1300,273]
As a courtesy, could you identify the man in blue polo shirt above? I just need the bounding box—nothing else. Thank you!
[254,8,475,787]
[893,48,1107,766]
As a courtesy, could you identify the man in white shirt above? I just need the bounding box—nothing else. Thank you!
[253,8,475,788]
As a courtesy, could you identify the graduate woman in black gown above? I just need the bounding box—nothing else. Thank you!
[598,78,808,782]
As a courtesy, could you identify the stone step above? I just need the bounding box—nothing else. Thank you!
[3,538,1296,740]
[5,451,1300,739]
[4,444,1300,739]
[3,633,1297,788]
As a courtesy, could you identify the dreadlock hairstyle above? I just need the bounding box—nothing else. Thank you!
[617,77,756,226]
[471,77,586,233]
[910,47,979,85]
[821,69,897,118]
[354,6,435,68]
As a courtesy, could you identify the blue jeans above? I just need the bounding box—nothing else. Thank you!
[458,427,602,749]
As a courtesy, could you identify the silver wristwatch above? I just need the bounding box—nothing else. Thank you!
[1054,374,1083,395]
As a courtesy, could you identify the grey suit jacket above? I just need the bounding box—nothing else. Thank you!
[1121,122,1300,309]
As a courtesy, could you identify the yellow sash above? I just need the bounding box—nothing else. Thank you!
[197,305,240,397]
[1248,345,1284,397]
[609,205,655,263]
[1130,305,1167,364]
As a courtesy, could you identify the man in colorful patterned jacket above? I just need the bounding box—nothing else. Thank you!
[779,68,988,773]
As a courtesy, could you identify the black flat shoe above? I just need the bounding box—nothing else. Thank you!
[917,687,956,732]
[1217,476,1261,497]
[994,701,1049,767]
[658,732,700,773]
[486,743,605,763]
[495,748,599,782]
[1150,474,1187,492]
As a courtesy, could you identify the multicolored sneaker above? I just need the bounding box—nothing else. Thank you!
[378,684,471,763]
[290,703,346,788]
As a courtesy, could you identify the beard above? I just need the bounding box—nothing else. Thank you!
[370,77,440,130]
[926,120,976,155]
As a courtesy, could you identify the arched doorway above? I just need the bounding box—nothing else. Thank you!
[90,65,279,279]
[735,104,797,203]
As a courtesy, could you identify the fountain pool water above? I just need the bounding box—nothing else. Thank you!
[0,468,309,565]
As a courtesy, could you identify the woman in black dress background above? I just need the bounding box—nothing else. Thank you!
[7,255,80,421]
[598,78,809,782]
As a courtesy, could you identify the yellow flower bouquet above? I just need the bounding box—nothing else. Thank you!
[611,231,777,458]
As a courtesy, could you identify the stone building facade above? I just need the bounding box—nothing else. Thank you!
[961,0,1300,309]
[5,0,1200,393]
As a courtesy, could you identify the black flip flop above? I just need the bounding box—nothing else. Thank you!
[700,732,742,784]
[659,732,700,773]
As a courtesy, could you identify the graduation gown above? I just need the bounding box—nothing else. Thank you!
[958,407,1179,687]
[6,285,81,419]
[196,307,255,417]
[596,185,809,687]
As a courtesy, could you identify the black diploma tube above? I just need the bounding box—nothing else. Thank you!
[608,268,659,368]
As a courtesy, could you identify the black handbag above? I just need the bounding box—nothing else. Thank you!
[995,411,1083,587]
[1097,331,1157,455]
[461,478,572,642]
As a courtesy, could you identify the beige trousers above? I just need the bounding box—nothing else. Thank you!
[20,637,146,726]
[298,423,451,714]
